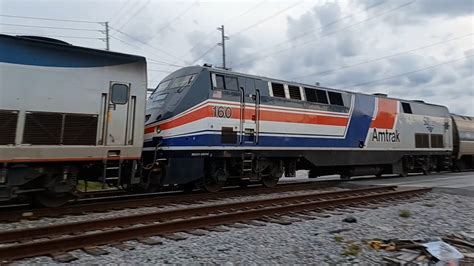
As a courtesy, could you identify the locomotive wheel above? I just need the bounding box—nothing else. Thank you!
[34,192,74,208]
[261,175,279,188]
[202,176,223,193]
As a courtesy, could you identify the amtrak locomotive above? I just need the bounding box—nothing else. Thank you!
[0,34,473,206]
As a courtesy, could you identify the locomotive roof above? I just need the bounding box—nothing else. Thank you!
[0,34,146,63]
[197,65,449,110]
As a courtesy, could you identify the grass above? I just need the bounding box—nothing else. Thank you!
[76,180,110,192]
[334,235,344,242]
[399,209,412,218]
[342,243,361,256]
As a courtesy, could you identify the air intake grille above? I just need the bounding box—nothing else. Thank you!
[23,112,62,145]
[23,112,98,145]
[0,110,18,145]
[63,114,98,145]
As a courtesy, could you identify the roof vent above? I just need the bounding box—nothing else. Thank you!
[413,100,425,103]
[203,63,213,67]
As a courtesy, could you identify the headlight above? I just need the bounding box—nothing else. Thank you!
[155,126,161,134]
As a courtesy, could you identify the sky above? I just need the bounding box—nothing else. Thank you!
[1,0,473,115]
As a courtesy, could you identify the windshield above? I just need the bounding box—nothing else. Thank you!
[170,74,196,89]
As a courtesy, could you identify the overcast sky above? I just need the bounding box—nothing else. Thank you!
[1,0,473,115]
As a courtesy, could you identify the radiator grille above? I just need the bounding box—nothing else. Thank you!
[23,112,98,145]
[0,110,18,145]
[63,114,98,145]
[23,112,62,145]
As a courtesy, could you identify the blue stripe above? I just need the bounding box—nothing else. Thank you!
[150,94,376,148]
[0,34,142,67]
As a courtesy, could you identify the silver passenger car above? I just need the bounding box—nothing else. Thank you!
[0,34,147,206]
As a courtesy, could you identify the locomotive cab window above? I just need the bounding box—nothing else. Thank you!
[213,74,238,91]
[271,83,286,98]
[111,83,129,104]
[402,102,412,114]
[288,85,301,100]
[224,76,238,91]
[328,91,344,106]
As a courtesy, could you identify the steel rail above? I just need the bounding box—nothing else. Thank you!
[0,187,430,261]
[0,180,341,222]
[0,185,395,243]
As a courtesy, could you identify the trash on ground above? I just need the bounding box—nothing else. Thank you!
[368,232,474,265]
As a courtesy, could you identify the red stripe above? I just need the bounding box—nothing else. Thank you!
[370,98,398,129]
[145,104,349,133]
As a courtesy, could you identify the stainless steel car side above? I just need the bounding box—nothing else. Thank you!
[0,35,146,206]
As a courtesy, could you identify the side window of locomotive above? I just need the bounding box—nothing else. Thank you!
[402,102,412,114]
[224,76,239,91]
[288,85,301,100]
[111,83,129,104]
[328,91,344,106]
[271,83,286,98]
[215,74,225,90]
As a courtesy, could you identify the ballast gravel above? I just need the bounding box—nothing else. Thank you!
[14,191,474,265]
[0,186,341,232]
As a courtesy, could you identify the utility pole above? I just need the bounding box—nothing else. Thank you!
[217,25,229,69]
[105,21,110,51]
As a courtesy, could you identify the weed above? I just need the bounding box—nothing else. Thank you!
[399,209,411,218]
[334,235,344,242]
[342,243,361,256]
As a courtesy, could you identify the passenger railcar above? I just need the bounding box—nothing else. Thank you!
[0,34,147,206]
[144,66,454,191]
[452,114,474,169]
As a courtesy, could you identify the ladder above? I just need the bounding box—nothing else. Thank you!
[102,160,122,188]
[241,152,253,179]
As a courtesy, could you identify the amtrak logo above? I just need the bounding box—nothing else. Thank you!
[423,117,434,133]
[372,129,400,142]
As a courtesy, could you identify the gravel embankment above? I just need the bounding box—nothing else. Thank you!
[15,191,474,264]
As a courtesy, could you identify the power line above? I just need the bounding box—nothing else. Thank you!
[247,0,387,60]
[292,33,474,80]
[108,0,135,23]
[340,54,474,89]
[175,0,267,63]
[230,1,304,37]
[0,14,102,24]
[190,44,218,65]
[153,1,198,37]
[114,0,151,31]
[233,1,416,68]
[148,69,173,73]
[109,26,183,62]
[148,60,185,68]
[0,23,102,32]
[109,35,184,67]
[1,32,106,40]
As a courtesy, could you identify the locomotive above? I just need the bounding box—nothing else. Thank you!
[0,34,473,206]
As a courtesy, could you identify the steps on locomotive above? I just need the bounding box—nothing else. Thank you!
[102,160,122,184]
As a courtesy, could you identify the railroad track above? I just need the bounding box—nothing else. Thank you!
[0,185,430,262]
[0,180,343,222]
